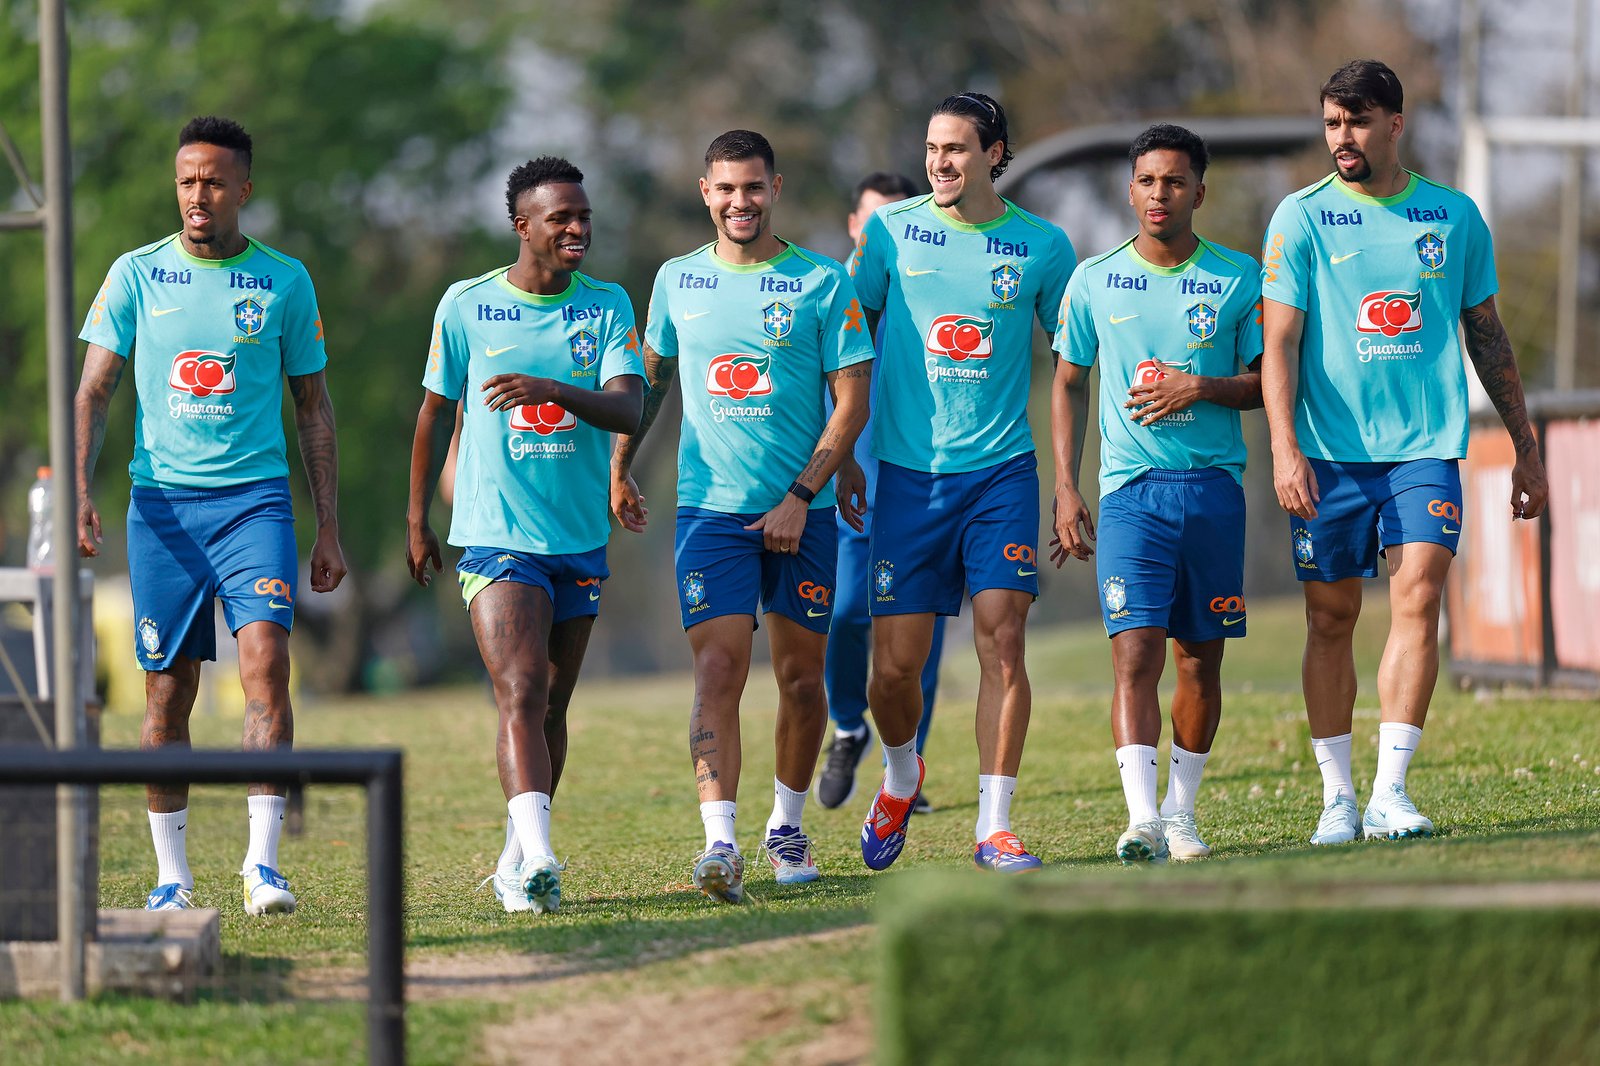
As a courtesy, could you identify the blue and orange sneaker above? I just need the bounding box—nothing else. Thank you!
[973,830,1043,873]
[860,755,924,871]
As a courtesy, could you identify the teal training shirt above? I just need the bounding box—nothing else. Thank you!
[423,269,642,555]
[645,240,874,514]
[1261,171,1497,462]
[849,195,1076,473]
[1056,237,1262,499]
[79,234,328,488]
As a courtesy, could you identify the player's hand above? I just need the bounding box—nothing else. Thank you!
[1124,361,1200,425]
[76,493,102,558]
[745,494,808,555]
[406,523,443,587]
[309,529,347,593]
[835,458,867,533]
[611,473,648,533]
[1272,444,1320,519]
[480,373,561,412]
[1511,448,1549,520]
[1049,484,1095,565]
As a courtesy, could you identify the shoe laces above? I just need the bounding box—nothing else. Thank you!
[1383,784,1421,816]
[1165,811,1201,838]
[824,731,866,775]
[1317,797,1355,830]
[761,829,813,867]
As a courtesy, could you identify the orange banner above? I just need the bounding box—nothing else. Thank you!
[1447,429,1543,666]
[1546,421,1600,671]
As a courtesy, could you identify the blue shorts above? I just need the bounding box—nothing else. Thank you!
[868,453,1040,617]
[127,477,297,670]
[674,507,837,633]
[1096,470,1246,641]
[456,546,609,623]
[1291,458,1463,582]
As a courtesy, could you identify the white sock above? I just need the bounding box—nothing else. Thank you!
[1116,744,1161,826]
[767,778,808,834]
[149,809,193,889]
[496,816,521,878]
[508,791,554,862]
[882,738,920,799]
[700,800,738,851]
[835,724,867,740]
[1372,722,1423,795]
[975,775,1016,841]
[1160,744,1210,818]
[242,794,286,874]
[1311,733,1356,803]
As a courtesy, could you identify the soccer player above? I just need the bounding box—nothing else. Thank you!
[849,93,1076,873]
[406,158,643,914]
[74,117,345,914]
[610,130,873,903]
[1051,124,1263,864]
[1261,60,1548,844]
[814,171,950,815]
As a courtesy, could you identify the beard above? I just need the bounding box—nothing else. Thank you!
[1335,152,1372,183]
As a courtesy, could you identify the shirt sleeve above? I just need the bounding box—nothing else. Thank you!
[643,264,678,360]
[848,209,893,313]
[1460,199,1499,310]
[1051,266,1099,368]
[78,254,138,357]
[600,289,644,387]
[1035,227,1078,337]
[280,266,329,376]
[421,288,469,401]
[820,270,875,373]
[1260,197,1314,311]
[1235,261,1265,366]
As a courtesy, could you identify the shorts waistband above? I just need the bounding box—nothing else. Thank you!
[1130,468,1232,484]
[131,476,290,503]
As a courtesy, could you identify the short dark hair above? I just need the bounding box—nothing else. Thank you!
[1128,124,1210,181]
[178,116,252,171]
[704,130,775,173]
[1321,59,1404,115]
[852,171,918,211]
[931,92,1013,181]
[505,156,584,222]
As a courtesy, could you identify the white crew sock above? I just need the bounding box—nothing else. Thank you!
[1311,733,1356,803]
[508,791,554,863]
[1372,722,1423,795]
[835,724,867,741]
[700,800,738,851]
[975,775,1016,841]
[496,816,522,878]
[242,794,286,874]
[149,809,193,889]
[882,738,920,799]
[767,778,808,834]
[1116,744,1161,826]
[1160,744,1210,818]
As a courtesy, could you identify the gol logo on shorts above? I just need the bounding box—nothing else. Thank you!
[1426,499,1460,521]
[254,577,292,603]
[797,581,831,606]
[1208,595,1247,614]
[1002,543,1035,564]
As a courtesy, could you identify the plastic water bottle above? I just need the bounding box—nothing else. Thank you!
[26,466,53,572]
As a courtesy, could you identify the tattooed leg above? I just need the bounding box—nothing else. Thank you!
[144,656,201,813]
[238,621,294,798]
[685,614,754,804]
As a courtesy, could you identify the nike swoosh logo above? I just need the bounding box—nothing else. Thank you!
[905,268,939,276]
[1442,525,1458,534]
[151,307,183,317]
[1392,746,1415,752]
[1222,616,1245,626]
[177,823,185,831]
[1330,251,1362,264]
[1109,314,1140,324]
[485,345,518,357]
[1016,568,1037,577]
[684,310,713,320]
[588,591,600,601]
[268,600,291,610]
[1117,762,1125,769]
[807,607,828,617]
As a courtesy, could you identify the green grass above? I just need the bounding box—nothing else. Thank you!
[2,598,1598,1063]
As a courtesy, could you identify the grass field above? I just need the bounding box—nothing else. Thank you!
[2,598,1598,1064]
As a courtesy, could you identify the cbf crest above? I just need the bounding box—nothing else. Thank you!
[762,301,793,341]
[1293,527,1315,565]
[138,617,161,657]
[1415,232,1446,271]
[872,560,895,598]
[682,571,707,608]
[234,297,265,337]
[991,263,1022,303]
[1102,576,1127,614]
[1186,302,1217,342]
[570,329,599,371]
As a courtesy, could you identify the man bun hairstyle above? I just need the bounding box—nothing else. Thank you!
[704,129,776,173]
[505,156,584,222]
[1321,59,1404,116]
[932,92,1013,181]
[178,116,253,172]
[1128,123,1211,182]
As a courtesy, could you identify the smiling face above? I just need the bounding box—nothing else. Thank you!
[1129,148,1203,243]
[514,181,591,275]
[1323,99,1402,185]
[175,142,251,254]
[924,113,1001,210]
[700,157,780,248]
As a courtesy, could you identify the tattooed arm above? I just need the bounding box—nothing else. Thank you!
[1461,296,1548,519]
[610,341,677,533]
[73,343,126,557]
[288,370,347,591]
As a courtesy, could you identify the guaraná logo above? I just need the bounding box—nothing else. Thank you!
[706,353,773,400]
[168,350,237,397]
[1355,290,1422,337]
[509,403,577,435]
[924,314,994,360]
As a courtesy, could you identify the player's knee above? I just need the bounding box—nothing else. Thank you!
[1112,636,1166,686]
[1305,595,1360,641]
[1172,645,1222,688]
[495,668,551,715]
[693,643,745,696]
[977,618,1027,677]
[870,648,921,692]
[1389,577,1445,623]
[776,666,825,712]
[238,652,290,698]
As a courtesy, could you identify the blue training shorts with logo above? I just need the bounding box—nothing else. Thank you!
[674,506,837,633]
[456,546,609,623]
[868,452,1040,618]
[127,476,298,670]
[1290,458,1463,582]
[1096,469,1246,641]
